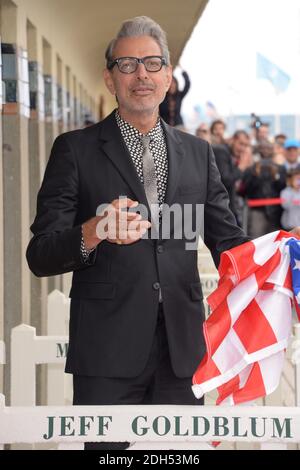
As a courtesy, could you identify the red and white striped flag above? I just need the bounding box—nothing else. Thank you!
[192,230,300,405]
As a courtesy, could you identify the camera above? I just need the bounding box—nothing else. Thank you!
[250,113,263,129]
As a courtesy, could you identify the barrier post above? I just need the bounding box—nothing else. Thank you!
[47,290,70,405]
[47,290,70,336]
[11,325,36,406]
[11,324,69,407]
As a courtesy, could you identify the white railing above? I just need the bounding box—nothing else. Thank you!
[7,320,300,450]
[5,286,300,450]
[14,282,222,409]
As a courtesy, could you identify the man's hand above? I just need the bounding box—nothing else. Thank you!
[82,198,151,248]
[238,147,253,171]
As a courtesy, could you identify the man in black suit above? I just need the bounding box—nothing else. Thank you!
[26,16,248,449]
[213,130,253,226]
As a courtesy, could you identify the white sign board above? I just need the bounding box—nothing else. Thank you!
[0,404,299,445]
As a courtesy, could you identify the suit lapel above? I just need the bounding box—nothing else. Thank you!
[161,121,184,213]
[99,111,149,210]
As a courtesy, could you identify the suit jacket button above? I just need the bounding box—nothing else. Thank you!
[153,282,160,290]
[157,245,164,253]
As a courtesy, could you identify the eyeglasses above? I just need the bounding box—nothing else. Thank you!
[107,56,167,74]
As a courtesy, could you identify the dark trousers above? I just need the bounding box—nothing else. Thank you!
[73,303,203,450]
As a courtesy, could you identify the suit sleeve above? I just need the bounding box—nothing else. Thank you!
[204,143,250,267]
[26,133,97,277]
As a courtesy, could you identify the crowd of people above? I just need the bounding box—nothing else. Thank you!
[161,70,300,238]
[196,118,300,237]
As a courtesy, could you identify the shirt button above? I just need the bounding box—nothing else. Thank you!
[153,282,160,291]
[157,245,164,254]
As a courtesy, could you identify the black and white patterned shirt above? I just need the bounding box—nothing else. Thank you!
[80,111,169,262]
[115,110,168,210]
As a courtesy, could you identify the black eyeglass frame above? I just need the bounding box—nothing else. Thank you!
[107,55,167,73]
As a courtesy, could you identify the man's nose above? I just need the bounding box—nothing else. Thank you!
[135,62,150,79]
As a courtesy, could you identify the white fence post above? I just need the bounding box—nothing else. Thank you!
[11,324,69,407]
[47,290,71,405]
[10,325,37,450]
[10,324,69,450]
[47,290,70,336]
[11,325,36,406]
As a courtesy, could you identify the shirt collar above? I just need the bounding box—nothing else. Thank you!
[115,109,164,142]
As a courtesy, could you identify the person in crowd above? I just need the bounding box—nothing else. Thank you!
[280,169,300,231]
[195,122,211,143]
[273,134,287,165]
[256,140,274,160]
[159,65,190,126]
[275,133,287,148]
[255,122,270,144]
[213,130,253,226]
[281,139,300,171]
[210,119,226,145]
[241,147,286,238]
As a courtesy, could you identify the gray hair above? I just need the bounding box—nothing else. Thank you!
[105,16,170,67]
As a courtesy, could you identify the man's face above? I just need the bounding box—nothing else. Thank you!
[257,125,269,141]
[103,36,172,117]
[276,136,286,147]
[196,125,210,141]
[213,123,225,138]
[285,147,299,163]
[232,134,250,157]
[291,174,300,190]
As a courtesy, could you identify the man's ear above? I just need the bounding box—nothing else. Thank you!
[103,68,116,95]
[165,65,173,92]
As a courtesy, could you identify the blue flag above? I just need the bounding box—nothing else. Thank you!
[256,53,290,93]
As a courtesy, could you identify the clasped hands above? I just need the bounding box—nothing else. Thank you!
[81,198,151,249]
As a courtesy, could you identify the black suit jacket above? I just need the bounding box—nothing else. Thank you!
[26,110,248,378]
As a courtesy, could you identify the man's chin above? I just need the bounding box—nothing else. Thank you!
[122,103,158,115]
